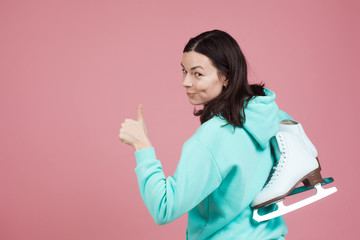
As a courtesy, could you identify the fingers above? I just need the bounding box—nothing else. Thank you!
[118,118,140,142]
[118,122,132,144]
[119,104,146,147]
[137,103,143,123]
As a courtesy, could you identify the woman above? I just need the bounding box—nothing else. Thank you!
[119,30,292,239]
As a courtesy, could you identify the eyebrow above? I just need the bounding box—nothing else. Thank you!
[181,63,205,70]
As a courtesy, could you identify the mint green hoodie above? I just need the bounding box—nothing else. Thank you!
[134,89,292,239]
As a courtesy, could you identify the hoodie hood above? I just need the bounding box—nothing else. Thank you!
[243,88,279,149]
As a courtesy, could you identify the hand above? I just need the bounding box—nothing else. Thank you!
[119,104,152,151]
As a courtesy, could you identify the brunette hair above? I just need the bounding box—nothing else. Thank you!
[183,29,265,129]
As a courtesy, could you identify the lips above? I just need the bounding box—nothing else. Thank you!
[187,93,195,97]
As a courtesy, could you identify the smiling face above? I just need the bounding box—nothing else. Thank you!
[181,51,228,105]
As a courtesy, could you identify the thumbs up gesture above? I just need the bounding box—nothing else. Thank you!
[119,104,152,151]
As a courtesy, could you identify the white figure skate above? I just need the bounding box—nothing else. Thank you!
[251,120,337,222]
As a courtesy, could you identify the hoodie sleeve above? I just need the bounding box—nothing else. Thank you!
[278,109,293,121]
[134,138,223,225]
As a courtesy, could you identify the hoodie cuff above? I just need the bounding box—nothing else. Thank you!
[134,147,157,165]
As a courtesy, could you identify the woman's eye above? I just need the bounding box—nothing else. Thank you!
[182,69,187,74]
[195,72,202,77]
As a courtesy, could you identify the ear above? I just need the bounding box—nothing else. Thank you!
[218,73,229,87]
[221,76,229,87]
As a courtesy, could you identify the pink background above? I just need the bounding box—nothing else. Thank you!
[1,0,359,239]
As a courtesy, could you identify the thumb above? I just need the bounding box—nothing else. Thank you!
[137,104,144,123]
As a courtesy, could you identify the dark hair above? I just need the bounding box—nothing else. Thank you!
[183,29,265,129]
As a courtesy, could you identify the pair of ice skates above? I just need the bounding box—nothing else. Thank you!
[251,120,337,222]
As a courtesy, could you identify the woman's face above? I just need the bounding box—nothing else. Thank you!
[181,51,228,105]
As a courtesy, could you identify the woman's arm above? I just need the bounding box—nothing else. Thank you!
[119,105,222,225]
[134,138,222,225]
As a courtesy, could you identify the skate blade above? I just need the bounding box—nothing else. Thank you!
[253,184,337,222]
[288,177,334,196]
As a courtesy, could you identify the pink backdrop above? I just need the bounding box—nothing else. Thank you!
[1,0,359,239]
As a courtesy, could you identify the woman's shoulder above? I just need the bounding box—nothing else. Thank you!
[189,115,246,146]
[194,115,228,134]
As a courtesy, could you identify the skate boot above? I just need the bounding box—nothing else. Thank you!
[251,119,337,222]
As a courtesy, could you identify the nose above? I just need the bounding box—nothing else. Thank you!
[182,74,193,88]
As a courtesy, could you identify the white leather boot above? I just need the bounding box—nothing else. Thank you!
[251,120,337,222]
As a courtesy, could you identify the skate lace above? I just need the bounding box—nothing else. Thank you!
[264,134,287,189]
